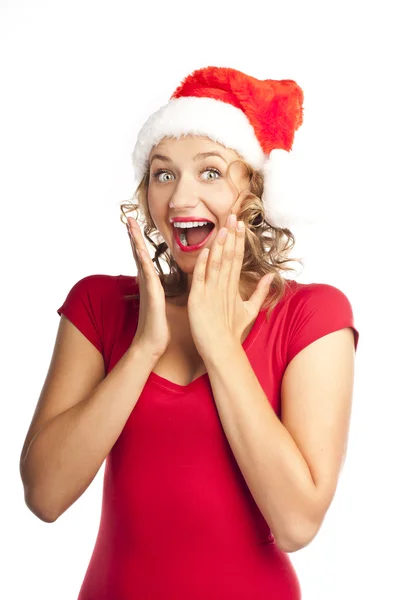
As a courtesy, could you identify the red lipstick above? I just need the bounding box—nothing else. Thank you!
[172,221,216,253]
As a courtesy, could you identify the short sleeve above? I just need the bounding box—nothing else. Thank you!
[286,283,360,364]
[56,275,107,354]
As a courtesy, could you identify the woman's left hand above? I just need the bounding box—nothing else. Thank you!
[188,213,274,358]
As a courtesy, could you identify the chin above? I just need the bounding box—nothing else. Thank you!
[175,260,195,273]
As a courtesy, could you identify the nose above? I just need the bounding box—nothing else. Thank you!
[168,174,199,210]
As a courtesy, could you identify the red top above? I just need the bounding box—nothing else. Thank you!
[57,274,359,599]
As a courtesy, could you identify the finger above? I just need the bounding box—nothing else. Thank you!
[128,219,150,261]
[219,214,237,287]
[247,274,274,313]
[207,225,228,288]
[127,223,143,267]
[191,246,209,293]
[229,220,245,299]
[127,220,151,281]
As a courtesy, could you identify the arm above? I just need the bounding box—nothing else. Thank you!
[203,327,355,553]
[20,340,161,523]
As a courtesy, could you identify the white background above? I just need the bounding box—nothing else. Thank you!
[1,0,398,598]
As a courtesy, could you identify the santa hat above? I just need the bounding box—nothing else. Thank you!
[132,66,318,229]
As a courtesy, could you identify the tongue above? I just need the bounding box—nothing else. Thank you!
[186,223,214,246]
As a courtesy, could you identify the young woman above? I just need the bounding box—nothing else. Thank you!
[20,66,359,599]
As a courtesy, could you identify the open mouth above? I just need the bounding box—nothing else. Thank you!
[172,222,216,252]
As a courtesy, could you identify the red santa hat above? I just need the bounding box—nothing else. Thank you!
[132,66,318,229]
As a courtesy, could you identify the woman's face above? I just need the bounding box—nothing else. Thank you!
[147,135,248,274]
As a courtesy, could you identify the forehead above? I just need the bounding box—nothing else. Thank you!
[150,135,241,161]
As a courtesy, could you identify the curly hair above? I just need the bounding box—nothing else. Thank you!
[119,157,304,321]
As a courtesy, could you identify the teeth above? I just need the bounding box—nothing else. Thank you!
[173,221,210,228]
[173,221,213,247]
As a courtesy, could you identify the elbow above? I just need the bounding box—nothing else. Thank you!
[275,518,320,554]
[274,485,329,552]
[35,510,58,524]
[276,534,312,554]
[23,487,59,523]
[21,465,60,523]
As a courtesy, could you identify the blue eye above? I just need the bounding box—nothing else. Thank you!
[152,167,222,182]
[200,168,222,181]
[152,170,172,183]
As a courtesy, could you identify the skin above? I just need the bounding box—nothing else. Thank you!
[147,135,252,305]
[127,138,357,554]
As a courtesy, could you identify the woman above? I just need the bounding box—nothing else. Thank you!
[20,66,359,599]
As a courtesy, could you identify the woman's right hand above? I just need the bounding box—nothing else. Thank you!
[126,217,171,356]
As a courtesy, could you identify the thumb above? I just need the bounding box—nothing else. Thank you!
[250,274,274,309]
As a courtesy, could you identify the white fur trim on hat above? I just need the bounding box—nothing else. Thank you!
[131,96,321,230]
[131,96,265,182]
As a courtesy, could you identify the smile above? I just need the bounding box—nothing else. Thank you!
[172,223,216,253]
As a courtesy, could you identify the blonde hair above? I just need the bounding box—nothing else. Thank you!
[119,157,304,321]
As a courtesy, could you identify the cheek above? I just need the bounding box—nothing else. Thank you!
[213,206,233,227]
[147,197,169,235]
[147,192,162,219]
[205,188,236,212]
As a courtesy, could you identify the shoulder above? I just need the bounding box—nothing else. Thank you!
[282,279,356,320]
[116,274,139,294]
[283,278,352,302]
[57,274,123,314]
[64,273,119,291]
[280,279,359,362]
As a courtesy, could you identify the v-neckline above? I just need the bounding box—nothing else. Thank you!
[147,306,267,394]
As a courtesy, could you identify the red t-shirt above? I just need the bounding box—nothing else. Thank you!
[57,274,360,599]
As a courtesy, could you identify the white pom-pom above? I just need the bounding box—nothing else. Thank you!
[261,149,323,229]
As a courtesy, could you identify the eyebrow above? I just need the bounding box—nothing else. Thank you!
[149,151,228,166]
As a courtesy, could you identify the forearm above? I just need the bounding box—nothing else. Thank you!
[21,341,161,523]
[203,343,319,552]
